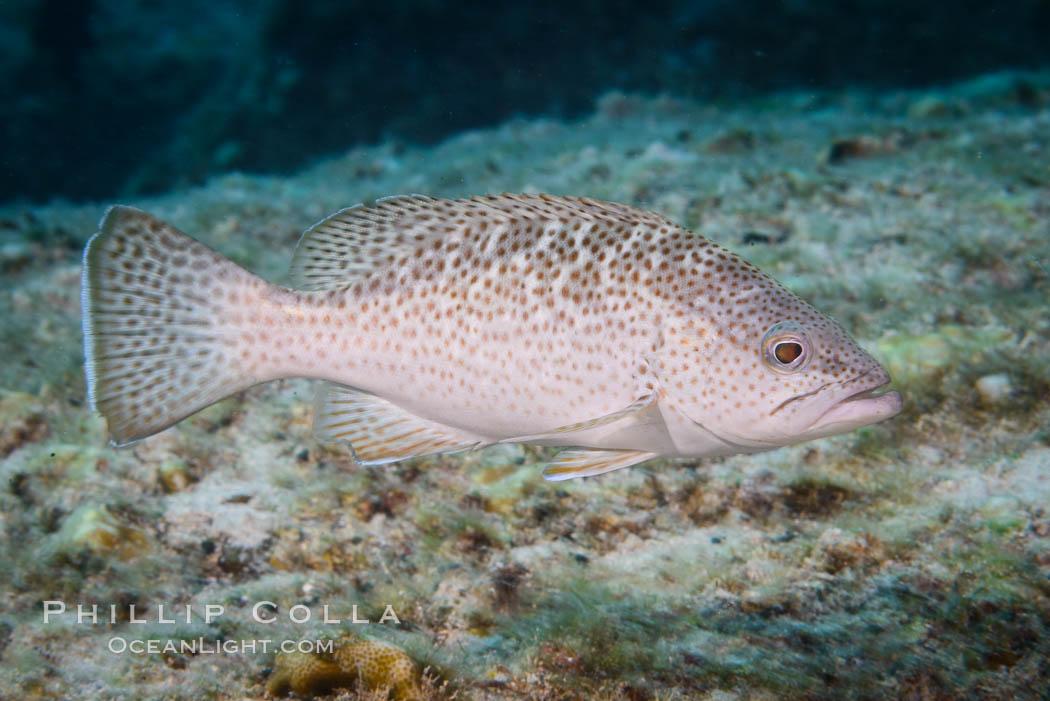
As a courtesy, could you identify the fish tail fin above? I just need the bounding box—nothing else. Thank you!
[81,205,258,445]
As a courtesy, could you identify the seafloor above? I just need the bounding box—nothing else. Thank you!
[0,70,1048,700]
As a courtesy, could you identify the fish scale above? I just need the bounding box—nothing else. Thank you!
[276,195,661,438]
[81,194,901,480]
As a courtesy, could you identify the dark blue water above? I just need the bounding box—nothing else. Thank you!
[3,0,1049,204]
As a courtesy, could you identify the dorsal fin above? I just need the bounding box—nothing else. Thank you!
[477,193,678,229]
[287,194,680,290]
[289,195,435,290]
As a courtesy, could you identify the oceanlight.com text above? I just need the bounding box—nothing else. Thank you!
[107,637,334,655]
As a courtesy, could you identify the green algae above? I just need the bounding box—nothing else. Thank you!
[876,325,1013,386]
[486,558,1050,700]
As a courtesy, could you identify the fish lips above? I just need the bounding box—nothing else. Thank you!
[805,379,902,438]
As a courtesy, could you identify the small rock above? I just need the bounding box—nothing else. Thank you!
[821,131,911,164]
[157,459,192,493]
[0,241,33,272]
[479,443,525,469]
[53,504,150,559]
[0,392,50,457]
[704,127,756,154]
[975,373,1012,405]
[907,95,957,120]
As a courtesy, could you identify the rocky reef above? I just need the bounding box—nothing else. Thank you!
[0,70,1048,699]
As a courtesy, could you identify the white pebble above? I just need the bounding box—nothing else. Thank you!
[975,374,1011,405]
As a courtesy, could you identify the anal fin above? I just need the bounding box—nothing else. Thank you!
[542,448,656,481]
[314,383,486,464]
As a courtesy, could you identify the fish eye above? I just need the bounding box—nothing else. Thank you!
[761,322,812,373]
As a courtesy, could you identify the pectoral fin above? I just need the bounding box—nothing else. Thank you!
[506,394,656,443]
[542,448,656,481]
[314,383,487,464]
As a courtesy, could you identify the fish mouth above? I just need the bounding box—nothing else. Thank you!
[806,377,903,436]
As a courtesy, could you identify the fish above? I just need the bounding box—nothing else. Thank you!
[81,194,902,480]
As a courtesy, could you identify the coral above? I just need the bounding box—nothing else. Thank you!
[267,635,422,700]
[266,649,348,698]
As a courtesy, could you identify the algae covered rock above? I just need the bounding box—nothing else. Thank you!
[0,391,50,457]
[50,503,150,560]
[875,325,1013,385]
